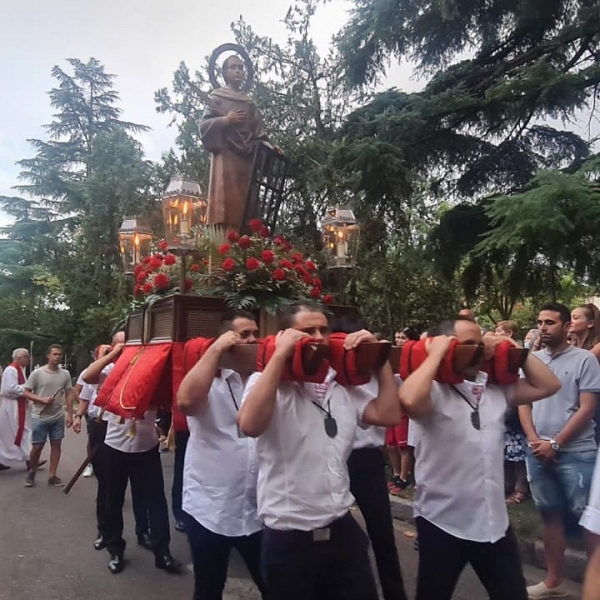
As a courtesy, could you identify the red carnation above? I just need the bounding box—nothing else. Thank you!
[246,257,260,270]
[222,258,236,271]
[310,287,321,298]
[227,230,240,243]
[305,260,316,272]
[274,235,286,246]
[133,264,143,275]
[164,253,176,266]
[184,277,193,292]
[154,273,170,290]
[279,259,293,269]
[313,277,323,290]
[142,256,151,265]
[202,259,209,265]
[136,272,146,283]
[261,250,275,264]
[142,282,154,294]
[150,258,163,270]
[302,272,313,285]
[158,240,168,251]
[153,253,164,261]
[190,263,200,272]
[291,251,303,264]
[238,235,252,249]
[248,218,263,232]
[218,243,231,255]
[259,225,270,238]
[273,268,286,281]
[133,284,143,296]
[323,294,334,304]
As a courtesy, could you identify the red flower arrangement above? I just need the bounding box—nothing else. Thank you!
[132,243,203,302]
[211,219,333,312]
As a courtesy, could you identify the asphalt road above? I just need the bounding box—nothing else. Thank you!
[0,427,583,600]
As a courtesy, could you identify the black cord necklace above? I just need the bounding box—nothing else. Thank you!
[453,385,481,431]
[311,398,338,438]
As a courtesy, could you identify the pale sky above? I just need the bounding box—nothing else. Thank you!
[0,0,416,219]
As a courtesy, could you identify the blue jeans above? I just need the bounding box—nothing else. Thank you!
[525,449,597,518]
[31,417,65,444]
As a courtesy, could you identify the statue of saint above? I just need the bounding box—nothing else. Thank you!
[200,52,278,230]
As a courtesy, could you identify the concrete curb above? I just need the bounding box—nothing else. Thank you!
[389,496,588,583]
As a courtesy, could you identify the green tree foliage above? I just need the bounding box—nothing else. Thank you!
[0,59,153,365]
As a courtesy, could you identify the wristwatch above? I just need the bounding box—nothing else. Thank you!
[549,438,561,452]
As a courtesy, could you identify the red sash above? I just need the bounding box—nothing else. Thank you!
[9,362,27,447]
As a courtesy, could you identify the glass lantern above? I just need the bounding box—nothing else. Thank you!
[321,207,361,268]
[118,217,153,274]
[161,174,207,250]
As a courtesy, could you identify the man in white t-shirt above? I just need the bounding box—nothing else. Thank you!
[399,318,561,600]
[177,310,266,600]
[238,303,402,600]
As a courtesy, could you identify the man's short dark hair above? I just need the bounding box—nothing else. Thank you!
[428,316,477,337]
[331,314,369,334]
[219,310,257,334]
[48,343,63,354]
[539,303,571,325]
[279,302,327,330]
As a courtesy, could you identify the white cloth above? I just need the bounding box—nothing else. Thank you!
[411,372,515,543]
[183,369,261,537]
[580,446,600,535]
[241,369,376,531]
[104,410,159,453]
[0,365,30,462]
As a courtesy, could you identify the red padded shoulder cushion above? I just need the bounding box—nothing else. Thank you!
[257,335,329,383]
[398,338,464,384]
[482,340,519,385]
[327,332,371,386]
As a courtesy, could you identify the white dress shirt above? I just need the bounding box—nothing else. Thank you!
[104,410,159,453]
[77,369,101,419]
[241,369,376,531]
[352,378,385,449]
[580,446,600,535]
[411,372,515,543]
[183,369,261,537]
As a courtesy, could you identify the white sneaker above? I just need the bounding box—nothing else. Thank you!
[83,464,94,478]
[527,581,568,599]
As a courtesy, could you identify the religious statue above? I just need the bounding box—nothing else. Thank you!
[197,44,281,231]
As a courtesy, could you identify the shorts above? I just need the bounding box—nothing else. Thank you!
[525,449,597,518]
[31,417,65,445]
[385,415,409,448]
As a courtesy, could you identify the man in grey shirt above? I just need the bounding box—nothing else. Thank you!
[23,344,73,487]
[520,303,600,599]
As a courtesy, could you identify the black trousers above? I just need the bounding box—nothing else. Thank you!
[171,430,189,522]
[348,447,408,600]
[415,517,527,600]
[103,443,170,556]
[262,512,378,600]
[87,419,149,539]
[184,513,266,600]
[86,418,109,536]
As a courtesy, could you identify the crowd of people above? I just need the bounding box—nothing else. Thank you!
[1,301,600,600]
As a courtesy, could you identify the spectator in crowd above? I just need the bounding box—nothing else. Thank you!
[524,328,542,350]
[569,304,600,358]
[581,445,600,600]
[520,303,600,599]
[495,320,520,340]
[23,344,73,487]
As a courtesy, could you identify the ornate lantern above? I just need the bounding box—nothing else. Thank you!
[321,207,361,268]
[161,174,207,250]
[118,217,153,274]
